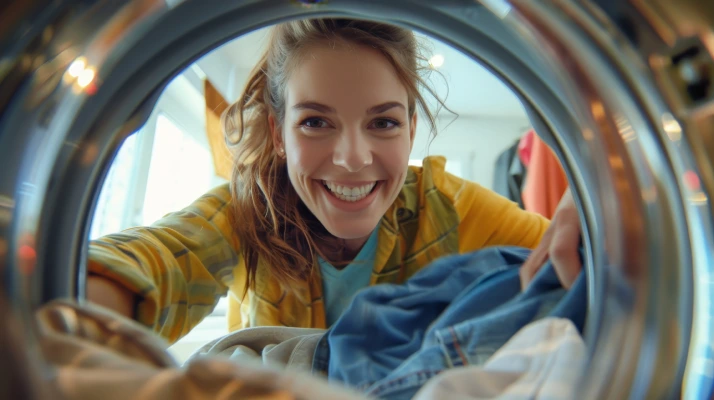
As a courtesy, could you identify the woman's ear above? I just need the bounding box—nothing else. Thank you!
[269,114,285,156]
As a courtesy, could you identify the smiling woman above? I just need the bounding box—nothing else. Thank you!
[85,18,552,339]
[224,19,445,286]
[278,44,416,248]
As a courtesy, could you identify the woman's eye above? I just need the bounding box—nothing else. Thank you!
[301,118,329,129]
[369,118,401,130]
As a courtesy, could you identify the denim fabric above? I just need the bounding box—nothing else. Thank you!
[313,246,587,400]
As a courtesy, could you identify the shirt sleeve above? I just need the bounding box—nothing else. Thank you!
[429,157,551,253]
[87,183,242,343]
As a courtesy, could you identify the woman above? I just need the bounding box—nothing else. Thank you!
[87,18,582,343]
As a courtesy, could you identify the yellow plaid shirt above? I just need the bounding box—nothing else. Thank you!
[88,156,550,343]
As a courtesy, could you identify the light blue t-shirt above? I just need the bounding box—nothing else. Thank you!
[319,227,380,327]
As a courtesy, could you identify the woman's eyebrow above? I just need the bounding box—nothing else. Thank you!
[367,102,405,114]
[292,102,336,113]
[291,101,405,114]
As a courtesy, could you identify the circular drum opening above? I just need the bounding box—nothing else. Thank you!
[0,0,712,399]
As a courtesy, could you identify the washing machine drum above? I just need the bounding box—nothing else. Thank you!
[0,0,713,399]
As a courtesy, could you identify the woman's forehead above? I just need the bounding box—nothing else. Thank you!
[285,44,409,110]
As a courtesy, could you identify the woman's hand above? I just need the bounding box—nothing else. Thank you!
[87,274,136,319]
[520,188,582,290]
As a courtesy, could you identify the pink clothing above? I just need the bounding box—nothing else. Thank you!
[518,129,535,167]
[521,133,568,219]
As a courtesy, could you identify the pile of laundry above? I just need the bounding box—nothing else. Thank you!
[36,246,588,400]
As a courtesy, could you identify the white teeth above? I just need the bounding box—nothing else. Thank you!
[323,181,377,202]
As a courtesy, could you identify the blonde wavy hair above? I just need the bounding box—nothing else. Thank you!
[223,18,446,293]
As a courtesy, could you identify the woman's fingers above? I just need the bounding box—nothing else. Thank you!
[548,205,582,289]
[520,225,553,290]
[519,189,582,290]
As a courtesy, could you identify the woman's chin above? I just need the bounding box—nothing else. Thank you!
[321,220,379,242]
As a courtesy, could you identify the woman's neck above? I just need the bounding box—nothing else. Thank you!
[343,236,370,258]
[317,233,371,265]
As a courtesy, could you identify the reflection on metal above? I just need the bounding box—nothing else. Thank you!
[17,244,37,276]
[67,58,87,79]
[79,143,100,166]
[65,57,97,92]
[683,167,707,207]
[641,185,657,203]
[683,170,701,191]
[590,101,605,119]
[76,68,95,89]
[582,128,595,141]
[479,0,511,19]
[0,196,14,210]
[662,112,683,142]
[0,0,712,399]
[615,114,636,143]
[293,0,329,8]
[607,155,624,170]
[0,197,12,238]
[689,191,708,205]
[630,0,678,47]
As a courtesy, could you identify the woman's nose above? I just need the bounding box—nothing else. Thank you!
[332,129,373,172]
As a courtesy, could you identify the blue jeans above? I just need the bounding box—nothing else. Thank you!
[312,246,588,400]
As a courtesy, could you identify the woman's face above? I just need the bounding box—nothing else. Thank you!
[273,42,416,249]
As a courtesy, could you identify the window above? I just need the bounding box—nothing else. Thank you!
[90,133,140,240]
[141,114,214,225]
[90,114,218,237]
[409,158,464,178]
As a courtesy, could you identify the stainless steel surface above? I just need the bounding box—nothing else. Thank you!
[499,2,713,398]
[0,0,712,399]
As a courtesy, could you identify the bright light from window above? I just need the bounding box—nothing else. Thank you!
[409,159,464,178]
[446,161,463,177]
[428,54,445,68]
[142,114,214,225]
[89,133,140,239]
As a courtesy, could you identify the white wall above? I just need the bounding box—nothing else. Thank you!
[196,53,253,104]
[411,114,530,189]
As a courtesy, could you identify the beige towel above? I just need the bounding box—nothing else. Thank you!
[35,300,369,400]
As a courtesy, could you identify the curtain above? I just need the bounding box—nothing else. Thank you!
[204,79,233,180]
